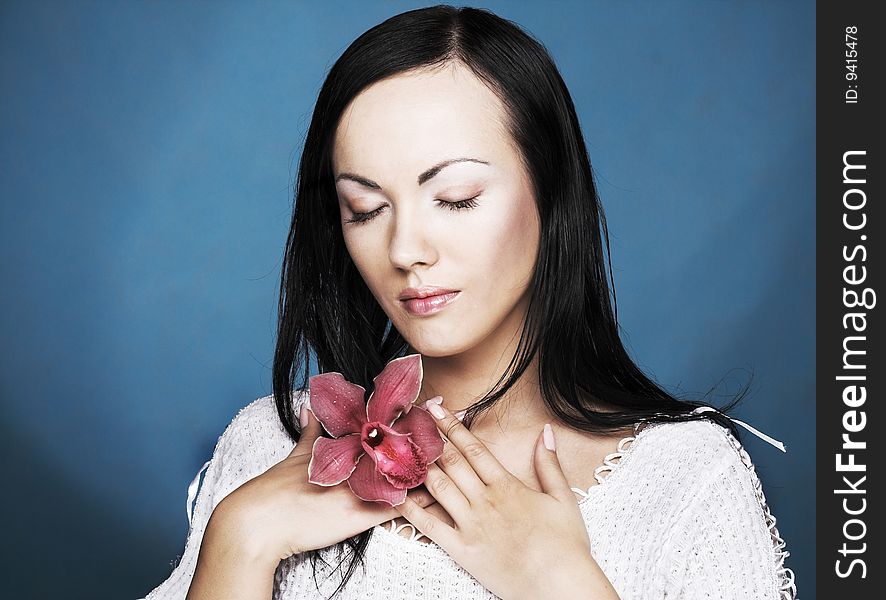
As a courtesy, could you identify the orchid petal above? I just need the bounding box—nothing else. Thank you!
[366,354,423,427]
[307,433,364,486]
[391,405,444,464]
[346,452,408,506]
[308,372,367,437]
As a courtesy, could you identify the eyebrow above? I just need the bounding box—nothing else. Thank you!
[334,157,490,189]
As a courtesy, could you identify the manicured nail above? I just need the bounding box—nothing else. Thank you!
[543,423,556,451]
[299,405,308,428]
[454,410,466,421]
[423,396,442,411]
[427,402,446,419]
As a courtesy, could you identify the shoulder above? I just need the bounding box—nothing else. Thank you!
[635,417,746,482]
[632,417,781,547]
[204,390,309,497]
[215,389,309,452]
[635,419,798,598]
[219,393,278,442]
[142,391,311,599]
[219,390,304,439]
[621,416,773,513]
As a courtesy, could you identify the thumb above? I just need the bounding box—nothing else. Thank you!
[534,423,573,502]
[290,404,324,458]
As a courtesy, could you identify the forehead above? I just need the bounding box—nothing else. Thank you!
[332,63,513,178]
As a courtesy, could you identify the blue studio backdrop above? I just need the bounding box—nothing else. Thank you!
[0,1,815,598]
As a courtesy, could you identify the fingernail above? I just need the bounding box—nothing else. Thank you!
[299,405,308,428]
[454,410,466,421]
[427,402,446,419]
[423,396,443,411]
[543,423,556,451]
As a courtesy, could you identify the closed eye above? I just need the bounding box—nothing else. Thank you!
[344,196,480,225]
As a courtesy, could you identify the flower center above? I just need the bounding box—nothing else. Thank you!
[360,420,428,489]
[364,425,384,447]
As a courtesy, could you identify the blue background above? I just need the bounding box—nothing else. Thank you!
[0,1,815,598]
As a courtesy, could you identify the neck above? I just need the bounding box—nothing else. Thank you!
[410,310,549,434]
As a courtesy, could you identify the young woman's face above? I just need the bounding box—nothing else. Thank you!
[332,63,540,358]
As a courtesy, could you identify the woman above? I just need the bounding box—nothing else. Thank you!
[144,5,796,599]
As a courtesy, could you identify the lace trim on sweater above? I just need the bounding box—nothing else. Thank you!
[384,426,641,542]
[721,428,798,599]
[570,434,636,499]
[381,518,431,543]
[571,420,645,500]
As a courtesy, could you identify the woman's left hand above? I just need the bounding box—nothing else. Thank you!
[393,399,620,600]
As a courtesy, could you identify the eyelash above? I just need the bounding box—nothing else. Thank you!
[344,196,480,226]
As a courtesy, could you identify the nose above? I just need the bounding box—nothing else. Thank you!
[387,203,437,271]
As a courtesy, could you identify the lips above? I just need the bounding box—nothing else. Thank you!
[398,286,459,301]
[400,290,460,316]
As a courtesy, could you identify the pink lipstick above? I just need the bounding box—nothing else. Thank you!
[399,287,460,316]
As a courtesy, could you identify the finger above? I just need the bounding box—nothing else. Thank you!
[405,484,439,509]
[376,503,452,540]
[290,404,323,458]
[392,492,459,550]
[429,429,487,501]
[422,462,472,523]
[367,485,437,525]
[424,399,511,485]
[373,485,439,526]
[533,423,574,502]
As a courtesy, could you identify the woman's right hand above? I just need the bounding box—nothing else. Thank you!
[210,404,440,564]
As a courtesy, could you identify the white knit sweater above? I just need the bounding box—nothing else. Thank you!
[142,391,797,599]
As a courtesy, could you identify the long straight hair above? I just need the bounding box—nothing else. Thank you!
[272,4,747,597]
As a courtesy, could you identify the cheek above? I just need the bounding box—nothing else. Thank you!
[458,197,539,290]
[343,232,386,291]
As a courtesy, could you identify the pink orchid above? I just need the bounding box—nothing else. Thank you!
[306,354,445,506]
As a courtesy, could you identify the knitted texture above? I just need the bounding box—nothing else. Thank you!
[142,392,797,599]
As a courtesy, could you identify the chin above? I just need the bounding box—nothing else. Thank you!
[400,330,471,358]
